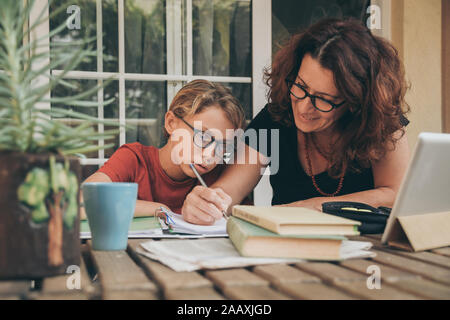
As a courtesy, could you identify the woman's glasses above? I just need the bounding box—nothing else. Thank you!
[175,115,235,161]
[285,78,345,112]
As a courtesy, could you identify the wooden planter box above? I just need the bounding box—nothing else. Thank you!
[0,152,81,279]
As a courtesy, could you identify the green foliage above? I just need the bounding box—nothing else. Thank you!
[18,169,49,206]
[17,155,78,228]
[0,0,121,155]
[18,167,50,223]
[63,171,79,229]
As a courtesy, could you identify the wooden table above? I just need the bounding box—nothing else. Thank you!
[1,235,449,300]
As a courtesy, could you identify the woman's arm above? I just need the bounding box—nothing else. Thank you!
[80,172,170,219]
[281,130,411,211]
[181,143,267,224]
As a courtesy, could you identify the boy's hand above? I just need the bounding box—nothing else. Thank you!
[182,186,232,225]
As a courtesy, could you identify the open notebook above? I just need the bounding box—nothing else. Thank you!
[158,207,228,236]
[80,208,228,239]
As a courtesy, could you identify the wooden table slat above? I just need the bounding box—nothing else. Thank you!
[294,262,368,283]
[294,260,427,300]
[222,285,291,300]
[0,295,21,300]
[0,280,30,298]
[389,251,450,269]
[128,240,212,292]
[165,287,225,300]
[275,282,358,300]
[333,281,421,300]
[205,269,269,291]
[87,241,158,298]
[27,291,89,300]
[356,235,450,269]
[338,259,421,283]
[103,290,159,300]
[431,247,450,257]
[369,250,450,285]
[388,278,450,299]
[252,264,321,285]
[337,258,450,299]
[38,248,94,299]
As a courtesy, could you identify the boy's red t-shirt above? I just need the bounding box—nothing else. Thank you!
[97,142,224,214]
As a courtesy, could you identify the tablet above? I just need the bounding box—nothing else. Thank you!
[382,132,450,244]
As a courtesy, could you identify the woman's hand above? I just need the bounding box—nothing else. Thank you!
[181,186,232,225]
[277,197,326,212]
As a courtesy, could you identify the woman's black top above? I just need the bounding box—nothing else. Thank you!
[244,104,409,205]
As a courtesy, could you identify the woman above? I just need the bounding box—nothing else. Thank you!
[181,18,410,225]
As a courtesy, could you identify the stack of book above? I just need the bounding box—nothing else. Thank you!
[227,205,375,261]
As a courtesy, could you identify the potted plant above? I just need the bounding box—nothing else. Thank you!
[0,0,120,278]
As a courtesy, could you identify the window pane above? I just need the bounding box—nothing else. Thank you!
[125,81,167,147]
[52,79,119,119]
[124,0,167,74]
[272,0,369,54]
[49,0,97,72]
[51,79,98,117]
[103,124,121,158]
[100,80,120,157]
[51,80,97,158]
[102,0,119,72]
[221,82,252,121]
[104,80,119,119]
[51,79,120,158]
[192,0,251,77]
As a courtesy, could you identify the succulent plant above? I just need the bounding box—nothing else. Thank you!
[0,0,122,267]
[0,0,120,156]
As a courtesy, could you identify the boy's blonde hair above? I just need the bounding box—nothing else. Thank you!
[165,80,246,136]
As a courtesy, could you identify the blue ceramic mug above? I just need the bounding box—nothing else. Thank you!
[82,182,138,250]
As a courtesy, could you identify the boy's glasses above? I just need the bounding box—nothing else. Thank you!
[285,78,345,112]
[175,115,235,160]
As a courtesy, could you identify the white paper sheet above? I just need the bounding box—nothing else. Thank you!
[339,240,376,259]
[137,238,376,272]
[138,238,304,272]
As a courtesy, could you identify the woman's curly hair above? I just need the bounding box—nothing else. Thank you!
[265,18,410,178]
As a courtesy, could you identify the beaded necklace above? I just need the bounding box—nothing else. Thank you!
[304,133,344,197]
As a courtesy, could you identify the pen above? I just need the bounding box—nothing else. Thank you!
[189,163,228,220]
